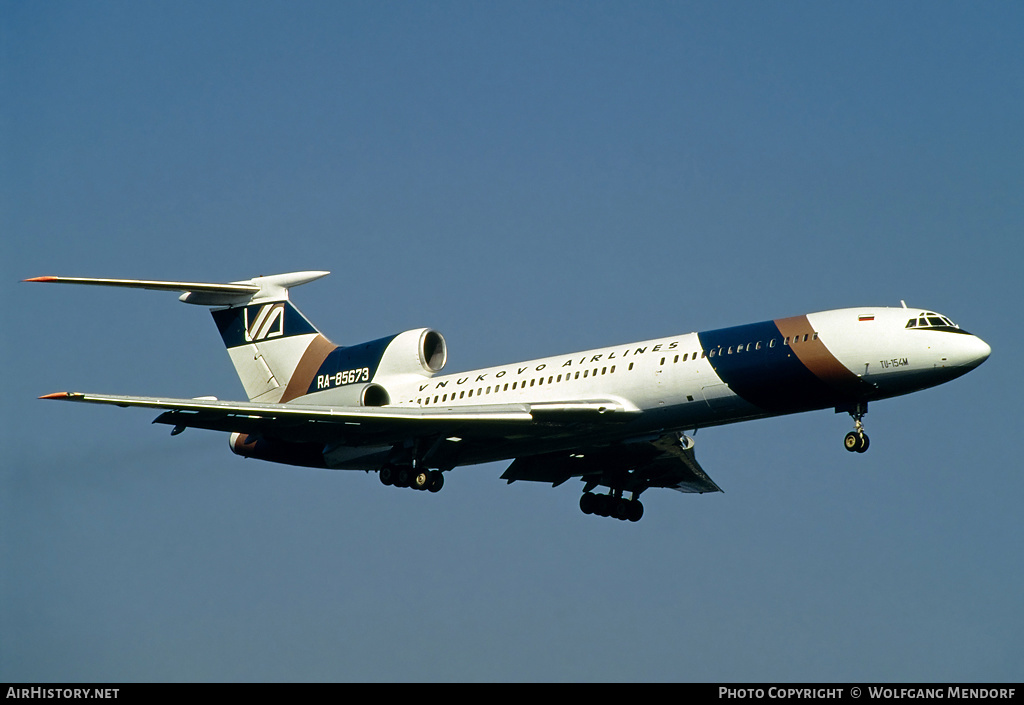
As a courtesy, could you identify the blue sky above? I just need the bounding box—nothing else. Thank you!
[3,1,1022,682]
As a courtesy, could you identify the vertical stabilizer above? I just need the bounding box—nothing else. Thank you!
[203,272,335,403]
[211,298,335,403]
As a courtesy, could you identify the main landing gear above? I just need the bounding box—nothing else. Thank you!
[379,464,445,492]
[580,491,644,522]
[843,402,870,453]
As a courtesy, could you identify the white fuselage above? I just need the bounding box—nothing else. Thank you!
[391,307,986,413]
[294,305,990,470]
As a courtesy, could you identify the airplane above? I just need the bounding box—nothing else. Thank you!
[27,271,991,522]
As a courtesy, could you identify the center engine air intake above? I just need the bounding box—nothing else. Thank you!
[420,329,447,373]
[373,328,447,378]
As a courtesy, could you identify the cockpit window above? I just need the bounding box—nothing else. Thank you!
[906,312,964,332]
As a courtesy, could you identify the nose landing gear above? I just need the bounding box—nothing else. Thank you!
[843,402,870,453]
[844,430,870,453]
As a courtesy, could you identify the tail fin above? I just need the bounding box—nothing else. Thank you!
[25,271,336,403]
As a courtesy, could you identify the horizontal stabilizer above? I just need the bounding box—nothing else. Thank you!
[24,271,329,306]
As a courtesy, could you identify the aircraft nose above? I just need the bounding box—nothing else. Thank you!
[958,334,991,369]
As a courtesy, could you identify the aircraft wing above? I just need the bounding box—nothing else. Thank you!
[39,391,640,445]
[500,431,722,494]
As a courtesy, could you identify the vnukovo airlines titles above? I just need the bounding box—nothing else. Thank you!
[718,687,1017,699]
[26,271,991,522]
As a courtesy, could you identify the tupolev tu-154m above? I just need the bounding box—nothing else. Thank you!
[27,271,991,522]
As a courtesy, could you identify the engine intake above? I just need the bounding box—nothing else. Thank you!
[374,328,447,378]
[361,383,390,407]
[421,329,447,373]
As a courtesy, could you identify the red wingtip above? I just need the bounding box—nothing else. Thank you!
[39,391,79,400]
[23,276,58,283]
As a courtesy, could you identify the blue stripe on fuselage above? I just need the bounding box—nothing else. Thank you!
[698,320,845,413]
[305,334,396,395]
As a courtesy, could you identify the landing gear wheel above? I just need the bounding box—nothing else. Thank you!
[844,432,860,452]
[610,498,631,520]
[394,467,412,488]
[579,492,645,521]
[856,433,869,453]
[411,470,431,491]
[427,470,444,493]
[379,466,395,486]
[844,432,869,453]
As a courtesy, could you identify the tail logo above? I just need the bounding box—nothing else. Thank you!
[244,303,286,342]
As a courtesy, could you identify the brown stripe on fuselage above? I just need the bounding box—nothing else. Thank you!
[774,315,870,399]
[279,334,338,402]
